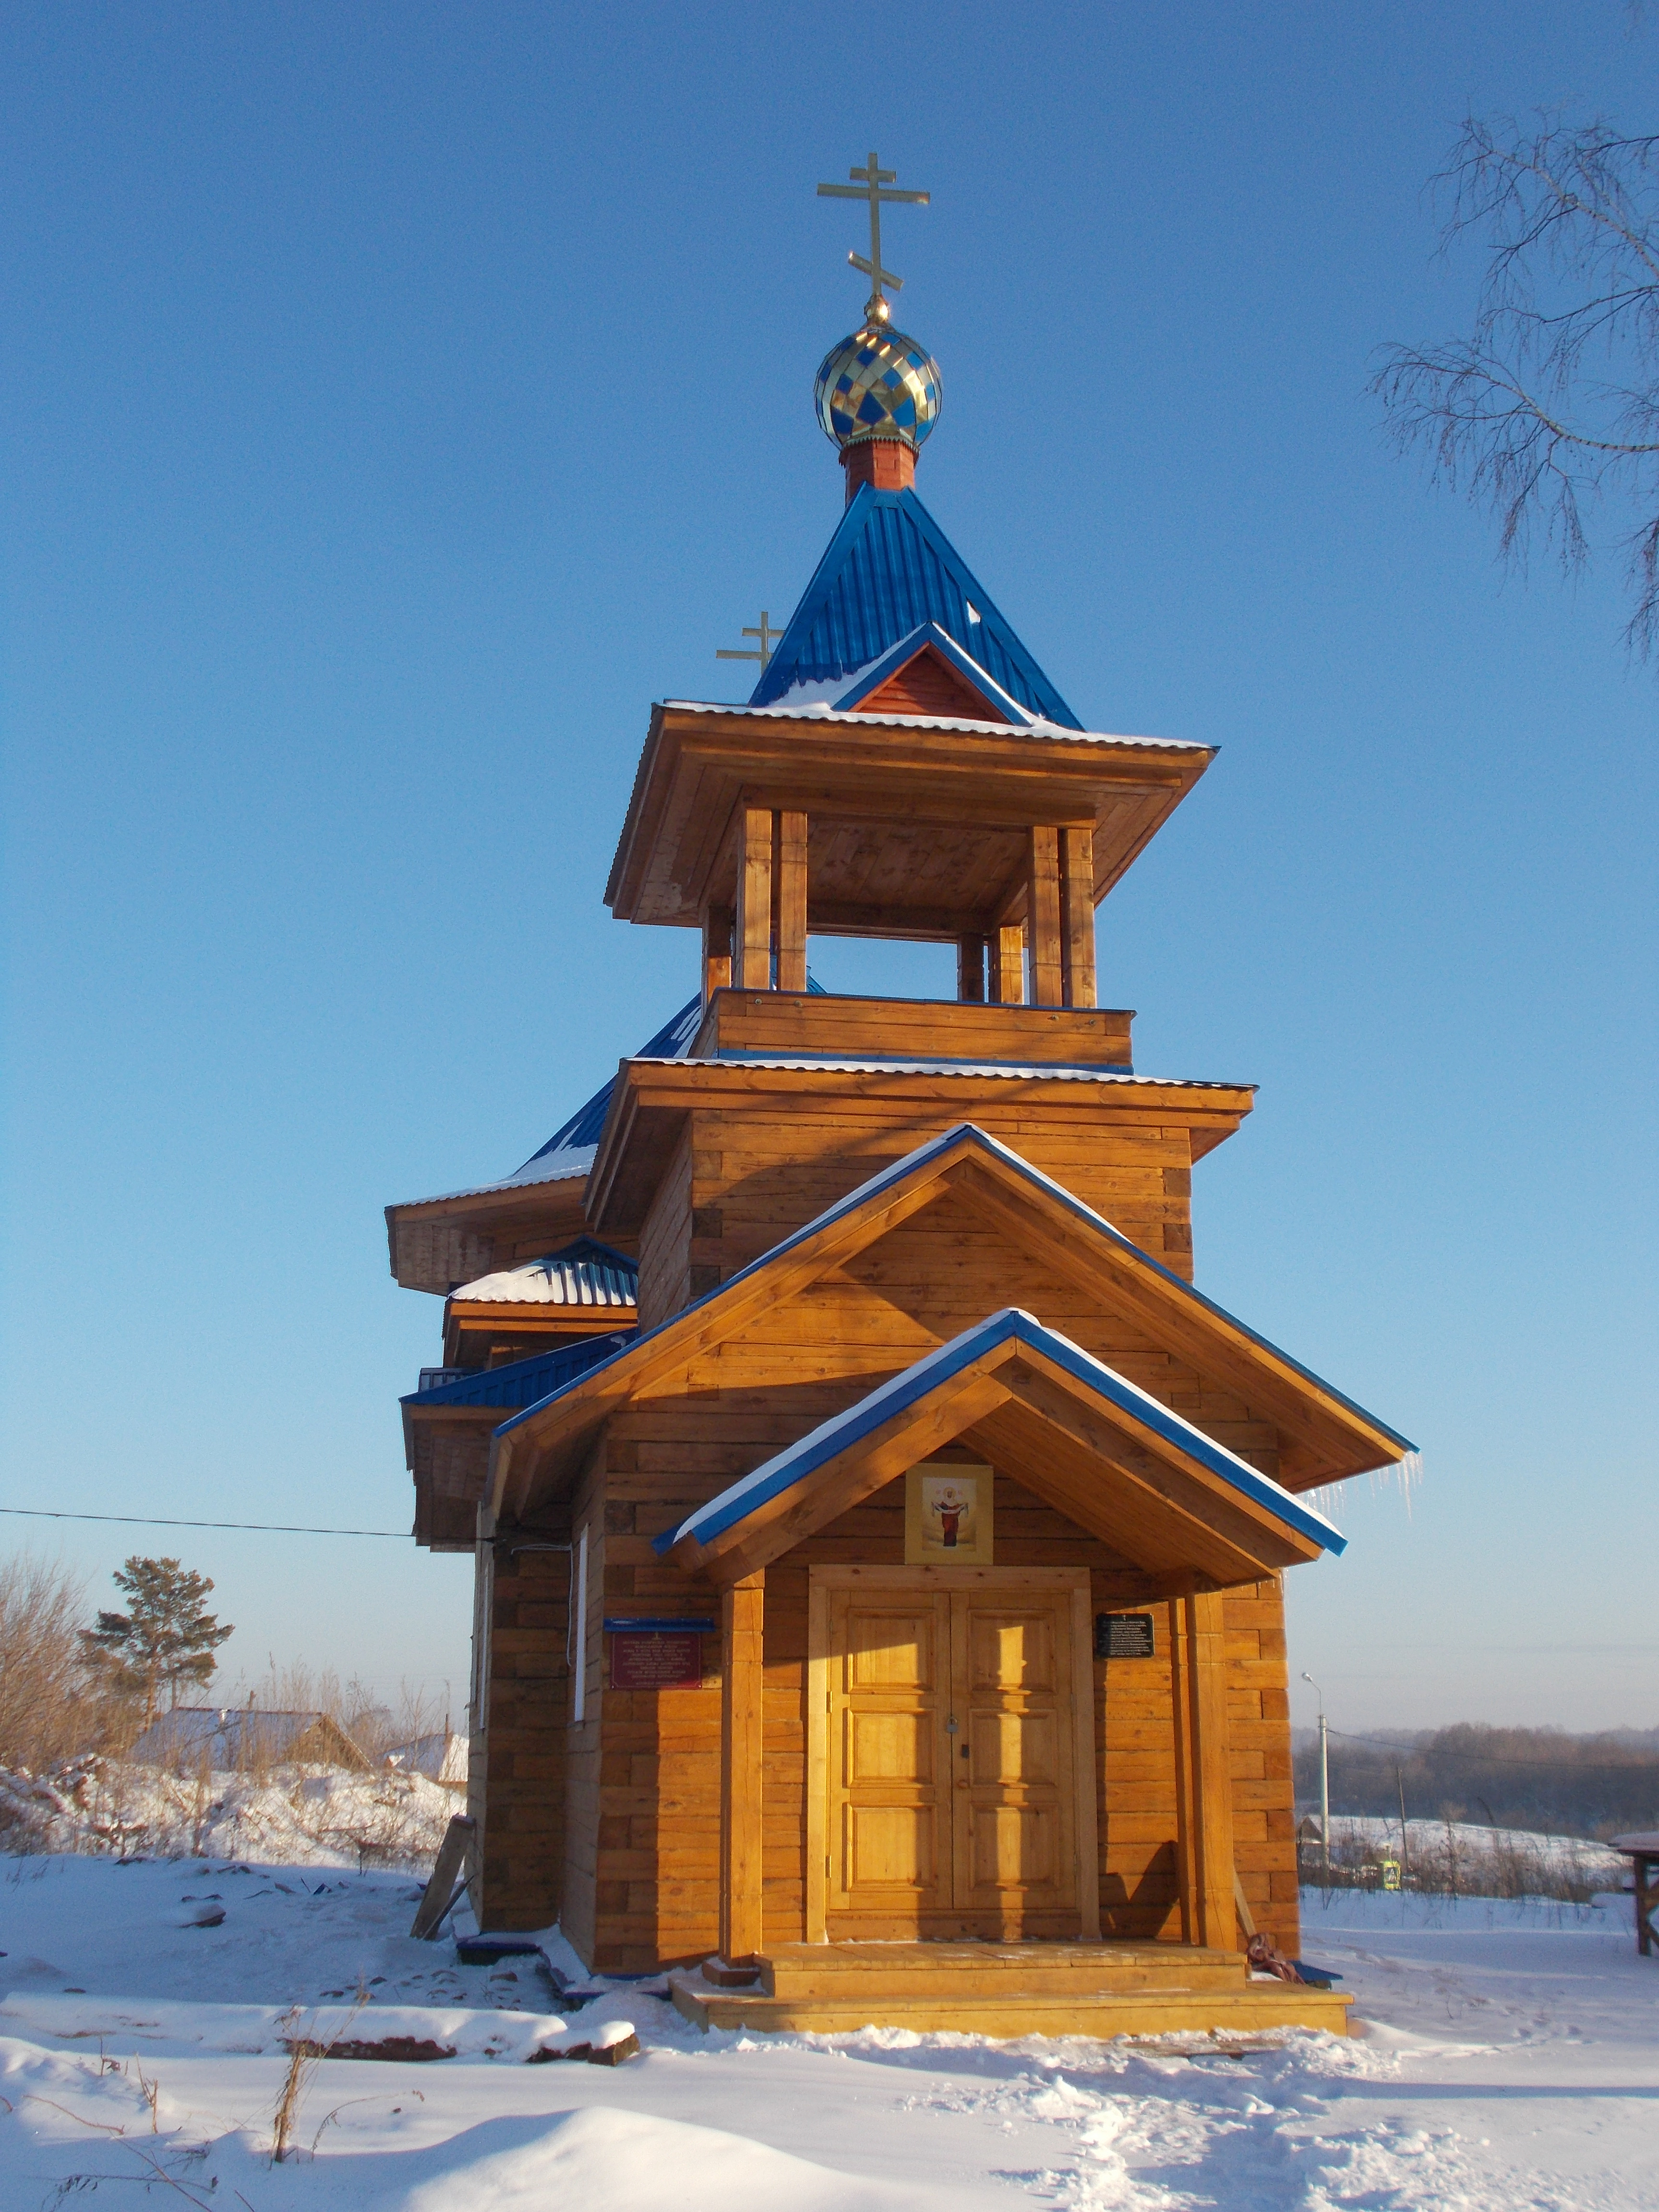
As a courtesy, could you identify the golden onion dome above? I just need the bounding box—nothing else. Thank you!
[814,323,941,450]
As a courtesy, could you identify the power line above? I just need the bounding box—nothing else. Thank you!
[1326,1726,1658,1772]
[0,1507,409,1539]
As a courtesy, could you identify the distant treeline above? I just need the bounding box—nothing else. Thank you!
[1293,1724,1659,1841]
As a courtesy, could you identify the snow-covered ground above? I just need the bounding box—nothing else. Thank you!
[1,1855,1655,2209]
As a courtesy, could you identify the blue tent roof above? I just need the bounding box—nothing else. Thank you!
[749,486,1082,730]
[507,976,829,1186]
[512,996,705,1175]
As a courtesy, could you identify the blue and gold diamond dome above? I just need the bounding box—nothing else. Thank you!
[815,323,941,449]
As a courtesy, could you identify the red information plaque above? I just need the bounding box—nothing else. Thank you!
[609,1629,704,1691]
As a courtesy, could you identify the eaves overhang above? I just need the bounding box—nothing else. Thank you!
[603,701,1214,931]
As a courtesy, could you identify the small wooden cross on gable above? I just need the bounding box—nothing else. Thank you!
[717,611,784,673]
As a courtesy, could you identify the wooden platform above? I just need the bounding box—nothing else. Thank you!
[669,1942,1354,2040]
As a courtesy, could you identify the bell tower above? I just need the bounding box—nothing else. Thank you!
[597,184,1222,1320]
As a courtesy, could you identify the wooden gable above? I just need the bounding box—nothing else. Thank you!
[855,642,1012,723]
[489,1123,1411,1526]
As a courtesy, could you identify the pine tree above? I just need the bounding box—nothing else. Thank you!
[79,1556,234,1729]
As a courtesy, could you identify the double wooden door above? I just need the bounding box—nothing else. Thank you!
[816,1571,1098,1940]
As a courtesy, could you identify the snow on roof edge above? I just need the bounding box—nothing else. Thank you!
[661,699,1209,752]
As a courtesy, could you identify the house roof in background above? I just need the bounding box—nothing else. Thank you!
[748,486,1082,728]
[128,1709,369,1769]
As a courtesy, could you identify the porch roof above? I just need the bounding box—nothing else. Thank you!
[662,1308,1346,1557]
[656,1307,1346,1588]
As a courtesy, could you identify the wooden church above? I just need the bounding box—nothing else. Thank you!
[388,165,1413,2038]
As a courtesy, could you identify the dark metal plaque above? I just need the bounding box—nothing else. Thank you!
[1095,1611,1155,1659]
[609,1629,704,1691]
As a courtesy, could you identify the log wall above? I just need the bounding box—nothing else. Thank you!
[636,1097,1198,1349]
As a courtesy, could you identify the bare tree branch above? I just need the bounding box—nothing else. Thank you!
[1372,112,1659,660]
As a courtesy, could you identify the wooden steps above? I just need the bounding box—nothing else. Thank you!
[760,1939,1248,1998]
[669,1942,1355,2040]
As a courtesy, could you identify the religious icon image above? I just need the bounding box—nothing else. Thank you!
[926,1473,973,1548]
[904,1462,994,1564]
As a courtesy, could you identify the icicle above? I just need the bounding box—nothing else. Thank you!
[1307,1451,1422,1528]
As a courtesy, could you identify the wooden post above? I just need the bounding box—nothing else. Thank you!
[701,903,733,1004]
[718,1570,766,1968]
[988,922,1025,1005]
[1168,1597,1200,1944]
[957,934,987,1003]
[1185,1601,1238,1947]
[1027,827,1064,1007]
[733,805,774,990]
[775,810,808,992]
[1169,1590,1238,1949]
[1059,824,1097,1009]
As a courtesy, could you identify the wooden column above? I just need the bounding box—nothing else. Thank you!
[1170,1590,1238,1949]
[718,1570,766,1967]
[957,934,987,1002]
[775,810,808,992]
[733,805,774,990]
[1027,827,1064,1007]
[1059,824,1097,1009]
[988,922,1025,1004]
[701,903,733,1004]
[1169,1598,1199,1943]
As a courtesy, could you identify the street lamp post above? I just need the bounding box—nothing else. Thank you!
[1301,1672,1330,1887]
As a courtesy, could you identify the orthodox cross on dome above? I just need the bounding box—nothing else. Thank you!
[817,152,929,322]
[716,610,784,672]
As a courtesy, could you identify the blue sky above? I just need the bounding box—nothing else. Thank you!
[3,1,1653,1733]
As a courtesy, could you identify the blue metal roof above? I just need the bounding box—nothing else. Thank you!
[656,1308,1348,1558]
[508,977,828,1184]
[402,1332,635,1412]
[750,486,1082,729]
[512,996,705,1175]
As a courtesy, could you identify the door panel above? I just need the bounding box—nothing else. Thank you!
[827,1591,952,1927]
[953,1596,1079,1929]
[966,1608,1060,1695]
[826,1580,1082,1938]
[844,1803,938,1890]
